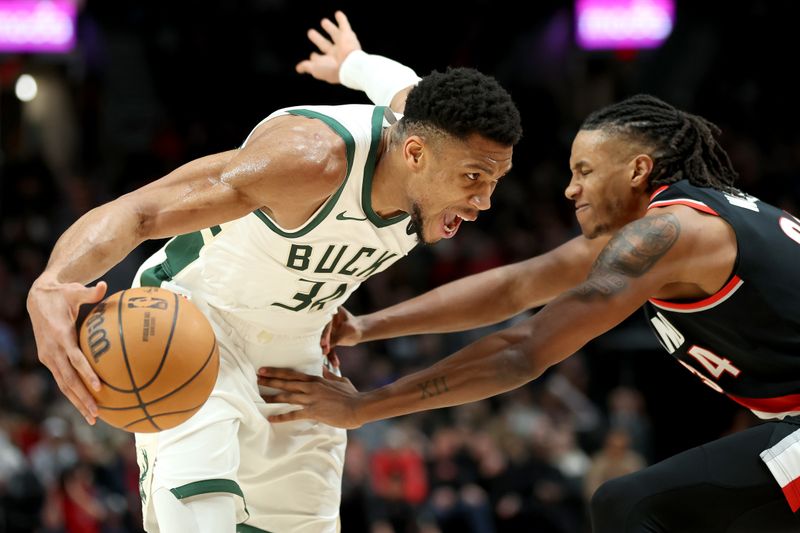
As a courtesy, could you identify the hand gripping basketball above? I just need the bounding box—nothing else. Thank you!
[78,287,220,432]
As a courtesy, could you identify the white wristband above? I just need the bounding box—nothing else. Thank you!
[339,50,422,107]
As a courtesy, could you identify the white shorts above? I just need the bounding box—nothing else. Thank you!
[136,324,346,533]
[761,425,800,512]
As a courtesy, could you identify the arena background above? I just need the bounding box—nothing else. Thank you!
[1,1,799,531]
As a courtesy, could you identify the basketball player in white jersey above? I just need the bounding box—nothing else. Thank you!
[26,11,522,532]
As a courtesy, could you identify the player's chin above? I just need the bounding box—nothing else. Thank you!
[581,222,609,240]
[418,226,442,245]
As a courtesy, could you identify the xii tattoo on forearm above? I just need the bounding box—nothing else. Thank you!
[417,376,449,399]
[573,213,680,299]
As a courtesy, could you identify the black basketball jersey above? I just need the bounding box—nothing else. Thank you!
[643,180,800,419]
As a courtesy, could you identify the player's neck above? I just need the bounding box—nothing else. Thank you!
[370,129,407,218]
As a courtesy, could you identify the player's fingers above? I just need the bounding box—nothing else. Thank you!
[321,320,332,354]
[52,359,97,423]
[322,367,344,381]
[257,377,312,393]
[88,280,108,302]
[309,52,324,63]
[65,280,105,305]
[258,367,316,381]
[307,28,332,52]
[325,350,340,369]
[334,11,352,32]
[296,60,311,74]
[67,344,101,391]
[266,410,307,423]
[320,18,339,38]
[56,383,94,425]
[261,392,310,405]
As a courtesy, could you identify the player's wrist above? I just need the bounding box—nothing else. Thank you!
[355,313,382,343]
[31,270,60,288]
[349,391,374,428]
[27,273,64,307]
[338,51,421,107]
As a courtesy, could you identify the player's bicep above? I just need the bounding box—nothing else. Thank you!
[570,212,682,314]
[524,214,683,370]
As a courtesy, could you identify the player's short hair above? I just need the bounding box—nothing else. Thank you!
[400,68,523,147]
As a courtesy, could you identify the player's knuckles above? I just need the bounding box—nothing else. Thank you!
[38,350,54,365]
[67,283,91,299]
[67,351,89,369]
[53,321,73,338]
[60,372,83,391]
[259,378,286,389]
[54,379,74,398]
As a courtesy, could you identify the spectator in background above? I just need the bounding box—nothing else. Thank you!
[607,386,652,461]
[370,425,429,533]
[583,427,646,502]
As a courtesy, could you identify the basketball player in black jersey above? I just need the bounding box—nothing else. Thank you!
[257,13,800,532]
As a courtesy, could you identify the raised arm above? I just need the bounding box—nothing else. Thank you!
[296,11,420,113]
[27,115,346,424]
[260,212,685,428]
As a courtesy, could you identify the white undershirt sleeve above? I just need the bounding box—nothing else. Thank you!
[338,50,422,106]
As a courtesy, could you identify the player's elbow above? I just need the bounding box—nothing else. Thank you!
[495,330,548,386]
[111,195,154,243]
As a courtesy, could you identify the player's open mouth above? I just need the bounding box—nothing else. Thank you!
[443,212,463,238]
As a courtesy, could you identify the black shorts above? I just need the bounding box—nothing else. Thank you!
[590,417,800,533]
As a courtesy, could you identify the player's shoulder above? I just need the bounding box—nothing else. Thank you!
[245,115,347,176]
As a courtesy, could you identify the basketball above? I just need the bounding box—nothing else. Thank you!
[78,286,219,433]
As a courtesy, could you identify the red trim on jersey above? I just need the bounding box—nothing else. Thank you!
[649,275,743,312]
[783,478,800,512]
[648,198,720,216]
[650,185,669,201]
[727,391,800,413]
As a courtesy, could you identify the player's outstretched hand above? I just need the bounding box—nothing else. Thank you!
[258,366,363,429]
[27,275,106,424]
[320,307,363,361]
[296,10,362,85]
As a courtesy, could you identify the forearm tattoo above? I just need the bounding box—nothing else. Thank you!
[572,214,680,299]
[418,376,449,399]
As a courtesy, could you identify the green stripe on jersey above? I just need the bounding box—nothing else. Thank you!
[252,109,355,238]
[363,106,408,227]
[139,231,205,286]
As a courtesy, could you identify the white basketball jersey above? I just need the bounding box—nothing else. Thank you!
[134,105,418,338]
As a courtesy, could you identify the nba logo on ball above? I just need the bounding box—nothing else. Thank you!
[79,287,220,432]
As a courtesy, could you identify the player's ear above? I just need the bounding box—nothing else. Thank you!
[631,154,653,189]
[404,136,425,169]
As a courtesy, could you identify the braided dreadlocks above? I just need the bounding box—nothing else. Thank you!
[581,94,738,192]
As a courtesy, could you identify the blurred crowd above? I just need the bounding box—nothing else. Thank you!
[2,1,800,532]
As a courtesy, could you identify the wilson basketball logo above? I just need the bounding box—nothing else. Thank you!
[85,301,110,362]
